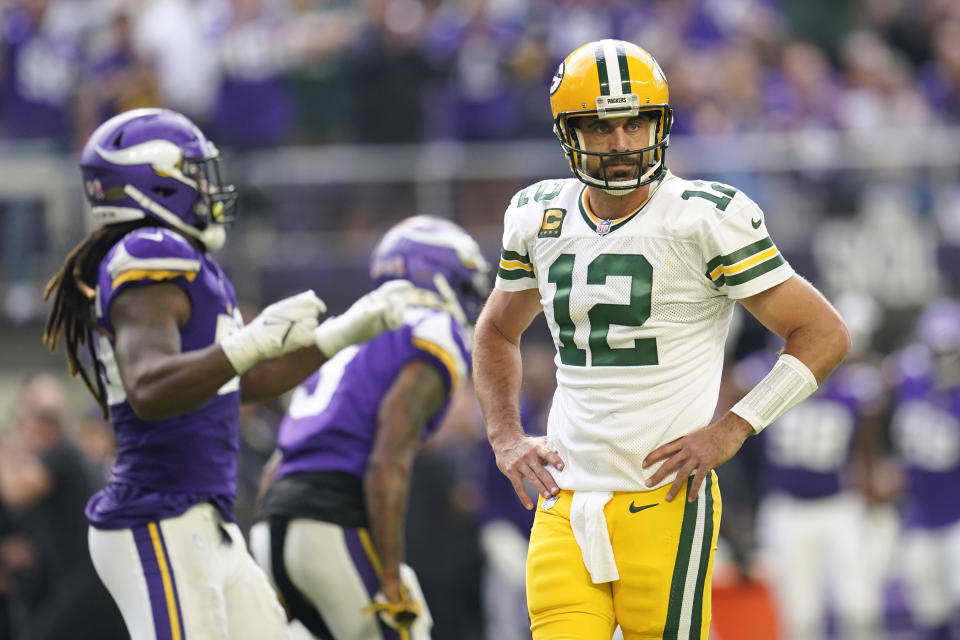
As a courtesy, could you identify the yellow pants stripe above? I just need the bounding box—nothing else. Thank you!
[147,522,183,640]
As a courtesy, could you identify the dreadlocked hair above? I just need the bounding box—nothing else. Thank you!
[43,219,155,418]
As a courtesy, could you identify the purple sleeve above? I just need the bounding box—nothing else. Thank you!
[97,227,203,333]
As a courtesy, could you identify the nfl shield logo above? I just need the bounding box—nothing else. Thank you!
[596,219,612,236]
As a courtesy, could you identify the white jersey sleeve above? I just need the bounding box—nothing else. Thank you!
[700,189,793,299]
[495,180,567,292]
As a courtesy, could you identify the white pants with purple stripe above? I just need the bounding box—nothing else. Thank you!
[88,502,289,640]
[248,517,432,640]
[756,491,885,640]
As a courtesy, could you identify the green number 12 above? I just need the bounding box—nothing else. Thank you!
[547,253,658,367]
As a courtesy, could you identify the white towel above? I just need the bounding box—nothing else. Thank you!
[569,490,618,583]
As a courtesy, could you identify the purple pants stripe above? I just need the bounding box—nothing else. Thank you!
[343,527,406,640]
[132,523,186,640]
[343,527,381,598]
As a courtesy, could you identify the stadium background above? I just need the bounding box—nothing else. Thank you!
[1,0,959,638]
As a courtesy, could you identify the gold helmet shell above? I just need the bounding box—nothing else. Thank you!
[550,39,672,191]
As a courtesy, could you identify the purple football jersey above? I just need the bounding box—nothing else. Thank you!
[890,344,960,529]
[276,307,471,480]
[86,227,243,529]
[737,352,882,499]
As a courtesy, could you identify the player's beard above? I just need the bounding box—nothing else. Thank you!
[586,150,647,194]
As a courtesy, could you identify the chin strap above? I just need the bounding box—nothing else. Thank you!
[123,185,225,250]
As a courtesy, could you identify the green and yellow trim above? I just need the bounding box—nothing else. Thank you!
[498,249,535,281]
[663,473,717,639]
[578,186,648,234]
[705,237,786,288]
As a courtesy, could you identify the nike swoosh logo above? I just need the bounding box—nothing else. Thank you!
[629,501,658,513]
[140,229,166,242]
[751,217,762,229]
[263,319,295,345]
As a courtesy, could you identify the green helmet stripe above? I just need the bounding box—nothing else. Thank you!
[594,44,610,96]
[615,42,631,94]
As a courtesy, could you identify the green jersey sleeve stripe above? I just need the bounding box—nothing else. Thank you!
[501,249,531,264]
[498,268,537,281]
[723,254,786,287]
[720,237,774,266]
[704,255,723,278]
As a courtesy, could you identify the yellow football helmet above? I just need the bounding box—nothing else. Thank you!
[550,39,672,191]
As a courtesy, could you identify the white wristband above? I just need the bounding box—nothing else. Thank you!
[730,353,819,434]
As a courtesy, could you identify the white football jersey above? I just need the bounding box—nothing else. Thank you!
[496,172,794,491]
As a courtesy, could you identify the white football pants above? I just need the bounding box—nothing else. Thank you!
[89,502,289,640]
[249,517,433,640]
[756,492,885,640]
[901,518,960,629]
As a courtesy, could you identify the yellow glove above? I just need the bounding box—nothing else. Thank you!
[364,587,421,630]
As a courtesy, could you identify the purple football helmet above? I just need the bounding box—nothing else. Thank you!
[370,215,491,324]
[79,108,237,250]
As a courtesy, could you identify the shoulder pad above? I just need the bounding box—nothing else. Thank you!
[106,228,202,276]
[409,309,470,389]
[104,227,202,287]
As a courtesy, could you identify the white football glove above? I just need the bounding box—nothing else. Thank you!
[431,273,468,326]
[220,291,327,374]
[314,279,459,357]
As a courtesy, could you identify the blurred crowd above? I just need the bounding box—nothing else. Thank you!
[2,0,960,148]
[1,0,959,316]
[3,0,960,311]
[4,0,960,638]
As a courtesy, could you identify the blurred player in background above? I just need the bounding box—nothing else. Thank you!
[889,299,960,640]
[743,291,889,640]
[473,39,850,639]
[42,108,443,640]
[0,374,127,639]
[250,215,489,640]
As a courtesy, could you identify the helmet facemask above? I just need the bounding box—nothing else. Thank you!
[182,150,237,227]
[554,105,672,194]
[549,39,673,194]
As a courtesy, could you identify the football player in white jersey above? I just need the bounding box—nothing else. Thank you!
[472,39,851,639]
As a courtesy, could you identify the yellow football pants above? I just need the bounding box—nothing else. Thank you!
[526,472,721,640]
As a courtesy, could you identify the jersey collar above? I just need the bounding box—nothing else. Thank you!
[578,171,672,235]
